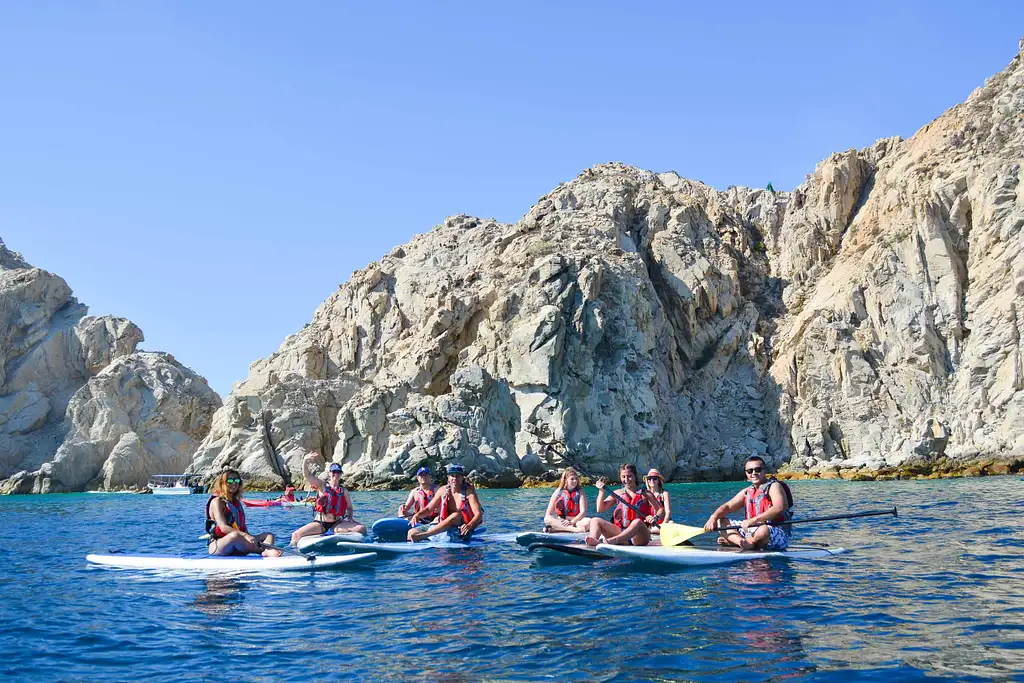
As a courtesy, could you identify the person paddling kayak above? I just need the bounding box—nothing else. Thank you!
[644,469,671,532]
[275,486,297,503]
[543,467,592,532]
[398,466,437,521]
[205,469,282,557]
[702,455,794,551]
[407,463,483,542]
[290,455,367,546]
[585,464,663,546]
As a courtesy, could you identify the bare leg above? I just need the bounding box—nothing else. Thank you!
[573,517,593,533]
[544,516,579,533]
[716,519,737,546]
[291,521,327,546]
[408,512,461,542]
[208,531,261,556]
[253,532,283,557]
[739,526,771,550]
[586,518,621,546]
[332,520,367,535]
[605,519,651,546]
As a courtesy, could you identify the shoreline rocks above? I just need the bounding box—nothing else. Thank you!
[0,239,223,494]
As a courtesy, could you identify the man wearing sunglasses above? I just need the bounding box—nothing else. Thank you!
[702,456,794,551]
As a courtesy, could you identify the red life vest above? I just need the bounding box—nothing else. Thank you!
[205,496,247,538]
[412,486,437,520]
[744,478,793,525]
[613,490,653,530]
[315,484,348,518]
[555,488,581,519]
[651,490,666,522]
[440,483,474,524]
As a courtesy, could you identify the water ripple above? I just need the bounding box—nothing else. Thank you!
[1,477,1023,681]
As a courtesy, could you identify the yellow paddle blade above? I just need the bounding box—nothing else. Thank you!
[659,522,707,547]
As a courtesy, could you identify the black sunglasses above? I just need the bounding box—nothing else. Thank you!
[226,477,242,484]
[744,467,763,474]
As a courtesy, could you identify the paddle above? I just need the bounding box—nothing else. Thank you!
[660,506,898,547]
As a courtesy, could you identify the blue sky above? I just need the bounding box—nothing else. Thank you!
[1,3,1021,397]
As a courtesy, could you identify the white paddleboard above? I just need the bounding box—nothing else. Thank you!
[86,552,376,572]
[595,544,846,566]
[295,532,368,553]
[515,531,588,546]
[326,539,488,554]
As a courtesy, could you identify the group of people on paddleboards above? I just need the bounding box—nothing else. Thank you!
[204,453,791,557]
[543,457,792,550]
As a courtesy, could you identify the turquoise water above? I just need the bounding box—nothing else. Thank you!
[1,477,1022,682]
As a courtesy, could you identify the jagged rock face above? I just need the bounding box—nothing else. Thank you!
[0,240,223,493]
[193,166,791,488]
[771,41,1024,473]
[191,42,1024,487]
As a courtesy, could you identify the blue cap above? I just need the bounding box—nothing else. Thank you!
[328,463,342,473]
[445,463,466,475]
[414,466,431,477]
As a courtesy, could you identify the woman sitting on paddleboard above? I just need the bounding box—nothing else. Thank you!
[398,466,437,521]
[585,463,663,547]
[407,463,483,542]
[290,455,367,546]
[206,469,283,557]
[543,467,592,533]
[644,468,671,532]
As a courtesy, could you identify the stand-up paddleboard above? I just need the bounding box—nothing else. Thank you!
[370,517,488,542]
[325,538,489,555]
[594,544,847,566]
[86,552,376,572]
[527,542,608,559]
[295,531,368,553]
[515,532,588,546]
[370,517,419,541]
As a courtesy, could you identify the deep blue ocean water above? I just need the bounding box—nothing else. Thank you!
[1,477,1022,682]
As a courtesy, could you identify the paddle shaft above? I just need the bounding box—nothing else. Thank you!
[721,506,898,531]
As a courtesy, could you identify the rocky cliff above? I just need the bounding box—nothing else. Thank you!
[0,240,222,493]
[191,40,1024,488]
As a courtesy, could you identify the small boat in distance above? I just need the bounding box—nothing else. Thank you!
[148,474,204,495]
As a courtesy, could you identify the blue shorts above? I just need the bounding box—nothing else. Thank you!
[729,519,791,551]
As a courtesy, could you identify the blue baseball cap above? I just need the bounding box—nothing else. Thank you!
[414,466,431,477]
[445,463,466,475]
[328,463,342,473]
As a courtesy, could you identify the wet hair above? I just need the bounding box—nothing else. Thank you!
[619,463,639,480]
[558,468,580,491]
[211,469,244,503]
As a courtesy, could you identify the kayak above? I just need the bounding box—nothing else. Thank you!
[242,499,313,508]
[515,531,588,546]
[595,543,847,566]
[295,531,368,553]
[86,552,376,572]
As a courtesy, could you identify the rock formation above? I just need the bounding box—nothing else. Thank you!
[191,40,1024,488]
[0,240,222,493]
